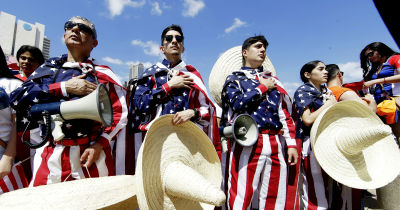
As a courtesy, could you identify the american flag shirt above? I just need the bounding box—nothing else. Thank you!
[293,82,327,139]
[220,66,296,147]
[131,59,220,150]
[9,54,128,149]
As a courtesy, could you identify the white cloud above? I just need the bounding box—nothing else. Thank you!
[337,61,363,83]
[61,35,65,44]
[131,39,162,57]
[103,56,124,65]
[225,18,247,34]
[151,2,162,15]
[182,0,205,17]
[102,56,153,68]
[106,0,146,17]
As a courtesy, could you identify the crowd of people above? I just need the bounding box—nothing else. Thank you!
[0,15,399,209]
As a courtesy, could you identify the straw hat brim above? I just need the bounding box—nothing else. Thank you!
[135,114,222,210]
[208,46,276,107]
[0,175,138,209]
[310,101,400,189]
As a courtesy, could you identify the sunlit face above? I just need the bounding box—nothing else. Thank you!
[18,51,40,77]
[63,18,97,54]
[160,30,184,60]
[305,62,328,85]
[364,49,381,63]
[243,41,266,68]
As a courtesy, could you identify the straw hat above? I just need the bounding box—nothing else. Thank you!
[208,46,276,107]
[135,114,225,210]
[0,175,138,209]
[310,100,400,189]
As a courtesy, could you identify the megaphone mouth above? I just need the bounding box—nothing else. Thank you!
[96,84,113,127]
[232,114,259,147]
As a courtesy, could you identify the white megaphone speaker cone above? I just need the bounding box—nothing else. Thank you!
[60,83,113,126]
[222,114,259,147]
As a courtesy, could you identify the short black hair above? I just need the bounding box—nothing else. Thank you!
[326,64,341,82]
[16,45,45,65]
[241,35,268,66]
[300,60,324,83]
[161,24,184,45]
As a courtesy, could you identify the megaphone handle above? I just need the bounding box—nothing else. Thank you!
[23,111,52,149]
[221,137,228,153]
[52,120,65,141]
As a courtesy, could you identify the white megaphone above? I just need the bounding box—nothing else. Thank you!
[26,84,113,148]
[220,114,259,153]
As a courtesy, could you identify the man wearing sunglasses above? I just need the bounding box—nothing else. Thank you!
[122,24,220,175]
[326,64,376,112]
[10,16,127,186]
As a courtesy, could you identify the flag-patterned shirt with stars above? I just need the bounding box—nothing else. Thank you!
[9,54,128,149]
[131,59,220,150]
[220,66,296,147]
[293,82,327,139]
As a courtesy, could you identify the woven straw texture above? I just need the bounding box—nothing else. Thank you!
[310,101,400,189]
[135,114,223,210]
[208,45,276,107]
[0,175,138,209]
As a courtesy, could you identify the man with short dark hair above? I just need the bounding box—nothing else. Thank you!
[121,24,219,175]
[220,35,298,209]
[10,16,127,186]
[327,64,376,112]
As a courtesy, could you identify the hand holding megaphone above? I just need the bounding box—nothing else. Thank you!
[25,84,113,149]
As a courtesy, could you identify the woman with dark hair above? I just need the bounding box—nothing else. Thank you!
[0,46,23,180]
[16,45,44,80]
[361,42,400,139]
[361,42,400,210]
[293,60,338,209]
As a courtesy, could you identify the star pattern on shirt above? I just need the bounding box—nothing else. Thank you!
[21,117,28,124]
[293,82,326,139]
[221,67,283,131]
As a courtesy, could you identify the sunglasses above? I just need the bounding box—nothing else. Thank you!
[340,71,344,76]
[366,51,374,58]
[164,35,184,43]
[64,21,95,38]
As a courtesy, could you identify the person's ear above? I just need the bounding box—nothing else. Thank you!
[92,39,98,48]
[242,49,248,60]
[160,45,165,54]
[304,72,311,79]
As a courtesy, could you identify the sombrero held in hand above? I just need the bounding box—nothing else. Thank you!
[208,46,276,107]
[310,101,400,189]
[136,114,225,209]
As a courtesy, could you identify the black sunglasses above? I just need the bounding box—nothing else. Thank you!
[164,35,184,43]
[366,51,374,58]
[64,21,95,38]
[340,71,344,76]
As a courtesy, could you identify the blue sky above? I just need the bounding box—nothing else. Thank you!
[2,0,398,96]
